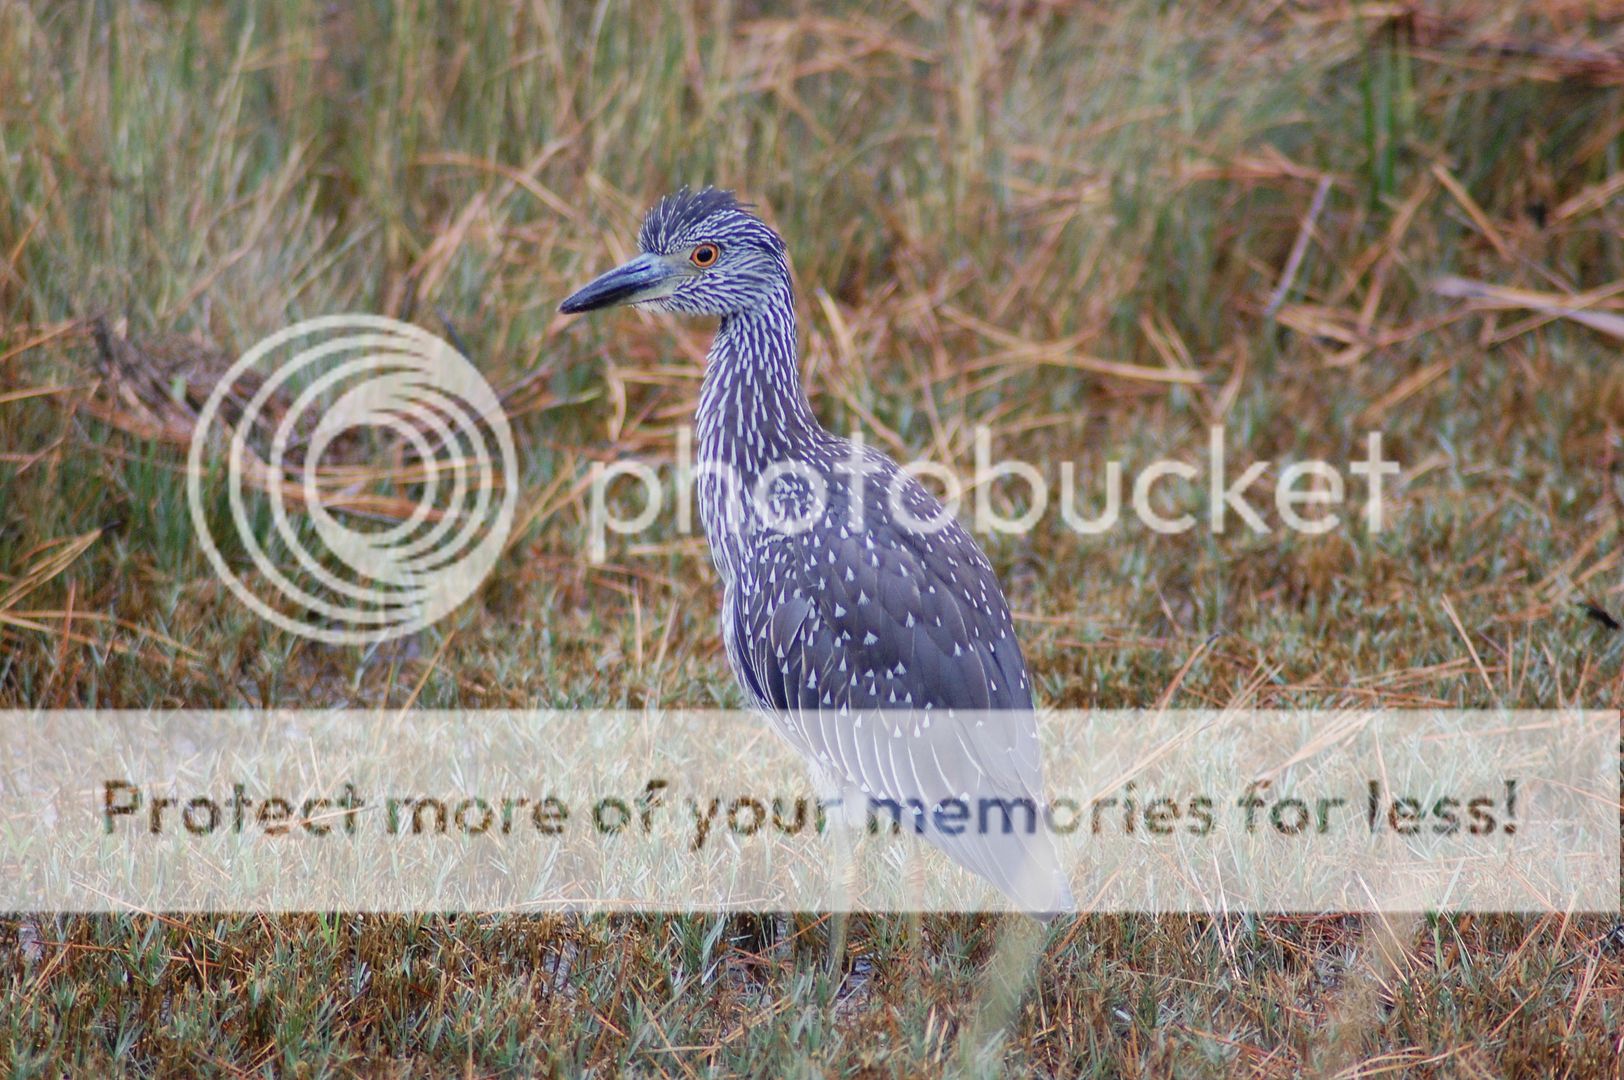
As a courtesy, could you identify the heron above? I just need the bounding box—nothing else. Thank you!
[560,188,1071,928]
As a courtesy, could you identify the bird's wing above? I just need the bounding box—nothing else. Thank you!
[729,462,1065,910]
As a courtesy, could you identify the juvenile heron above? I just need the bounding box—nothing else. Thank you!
[561,188,1070,918]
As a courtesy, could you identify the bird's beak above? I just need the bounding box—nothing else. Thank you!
[558,253,681,314]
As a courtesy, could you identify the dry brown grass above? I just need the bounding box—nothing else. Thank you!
[2,0,1623,1074]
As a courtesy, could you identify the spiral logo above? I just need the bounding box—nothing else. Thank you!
[186,316,518,644]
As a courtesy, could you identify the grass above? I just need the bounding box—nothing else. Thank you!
[2,0,1623,1073]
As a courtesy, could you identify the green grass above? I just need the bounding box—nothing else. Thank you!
[2,0,1623,1074]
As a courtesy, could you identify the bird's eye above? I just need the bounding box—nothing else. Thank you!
[690,243,720,268]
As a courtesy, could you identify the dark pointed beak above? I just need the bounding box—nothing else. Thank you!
[558,253,677,314]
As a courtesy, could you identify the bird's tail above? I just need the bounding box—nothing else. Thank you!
[924,795,1073,920]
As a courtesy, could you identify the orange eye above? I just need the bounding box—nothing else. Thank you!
[690,243,720,268]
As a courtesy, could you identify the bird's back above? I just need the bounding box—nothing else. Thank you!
[710,433,1071,915]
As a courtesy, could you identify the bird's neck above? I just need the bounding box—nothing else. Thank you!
[696,281,823,478]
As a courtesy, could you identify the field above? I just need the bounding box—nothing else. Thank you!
[3,0,1623,1074]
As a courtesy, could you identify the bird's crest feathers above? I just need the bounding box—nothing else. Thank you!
[639,187,770,253]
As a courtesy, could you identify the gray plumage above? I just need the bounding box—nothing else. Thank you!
[562,188,1070,916]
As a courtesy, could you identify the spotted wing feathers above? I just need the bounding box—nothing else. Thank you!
[725,450,1068,914]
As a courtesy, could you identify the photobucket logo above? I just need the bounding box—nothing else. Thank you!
[588,427,1399,561]
[186,316,517,643]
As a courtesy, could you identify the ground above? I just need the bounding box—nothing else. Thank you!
[1,0,1622,1075]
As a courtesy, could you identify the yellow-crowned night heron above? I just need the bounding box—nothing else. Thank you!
[561,188,1070,918]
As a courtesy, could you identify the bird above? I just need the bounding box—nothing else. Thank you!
[560,187,1071,920]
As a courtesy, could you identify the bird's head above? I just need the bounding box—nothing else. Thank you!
[559,188,788,318]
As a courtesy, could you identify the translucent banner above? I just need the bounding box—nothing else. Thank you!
[0,710,1615,913]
